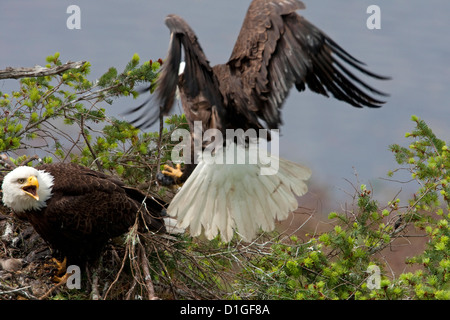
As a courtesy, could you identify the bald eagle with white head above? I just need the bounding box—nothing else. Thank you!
[1,163,167,265]
[128,0,390,242]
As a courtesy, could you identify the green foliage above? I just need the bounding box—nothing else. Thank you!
[390,115,449,211]
[0,53,181,189]
[388,115,450,299]
[232,192,397,300]
[233,116,449,300]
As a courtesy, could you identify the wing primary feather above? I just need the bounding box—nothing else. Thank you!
[325,35,391,81]
[156,31,182,115]
[309,51,383,108]
[332,57,389,97]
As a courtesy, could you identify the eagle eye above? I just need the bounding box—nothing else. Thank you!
[17,178,25,184]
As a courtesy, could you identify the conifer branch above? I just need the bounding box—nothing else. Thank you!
[0,61,86,79]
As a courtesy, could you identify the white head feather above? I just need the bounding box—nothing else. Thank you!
[1,166,54,212]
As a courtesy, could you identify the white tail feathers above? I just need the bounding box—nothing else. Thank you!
[167,142,311,242]
[163,217,185,235]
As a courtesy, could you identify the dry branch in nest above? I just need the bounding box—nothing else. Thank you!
[101,214,232,300]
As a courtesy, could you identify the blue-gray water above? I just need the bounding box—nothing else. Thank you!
[1,1,449,212]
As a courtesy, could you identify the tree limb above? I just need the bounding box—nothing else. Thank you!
[0,154,17,169]
[139,245,159,300]
[0,61,86,80]
[0,283,38,300]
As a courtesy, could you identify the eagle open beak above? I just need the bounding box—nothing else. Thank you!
[21,176,39,201]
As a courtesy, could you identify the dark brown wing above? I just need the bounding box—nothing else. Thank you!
[129,14,226,131]
[227,0,390,129]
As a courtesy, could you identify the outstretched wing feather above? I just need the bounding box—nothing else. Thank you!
[227,0,389,129]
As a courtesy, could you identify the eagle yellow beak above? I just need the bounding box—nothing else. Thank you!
[21,176,39,201]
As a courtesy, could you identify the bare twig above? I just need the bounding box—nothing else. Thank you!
[103,242,129,300]
[80,115,104,172]
[17,155,40,167]
[0,154,39,174]
[138,246,159,300]
[0,283,38,300]
[155,107,164,189]
[91,271,100,300]
[0,154,17,169]
[38,277,68,300]
[0,61,86,80]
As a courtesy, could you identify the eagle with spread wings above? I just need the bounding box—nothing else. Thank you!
[129,0,389,242]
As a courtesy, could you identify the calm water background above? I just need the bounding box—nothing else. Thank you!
[1,1,449,213]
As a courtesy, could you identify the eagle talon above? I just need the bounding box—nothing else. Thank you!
[51,257,67,282]
[52,257,67,273]
[157,164,184,188]
[161,164,183,179]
